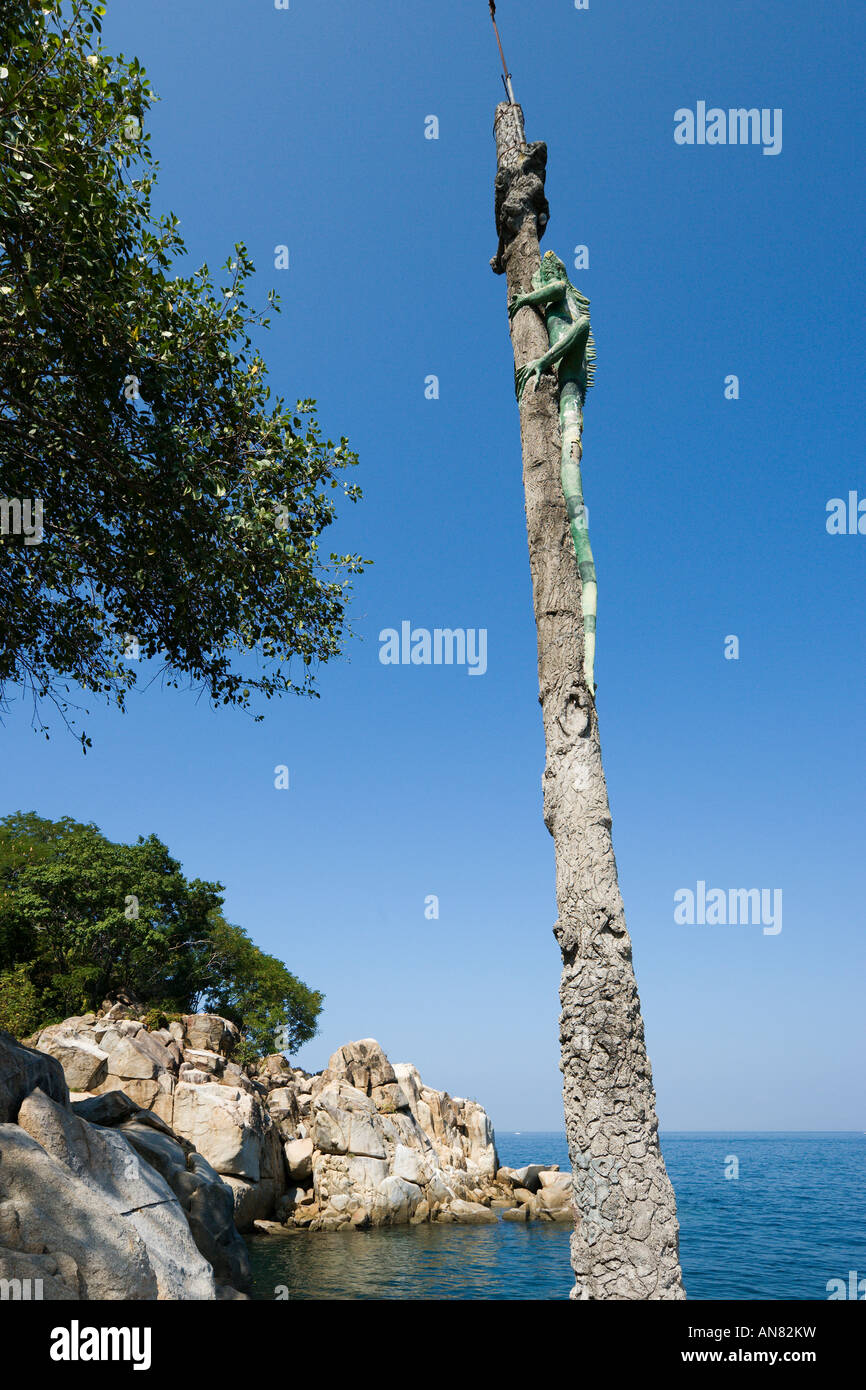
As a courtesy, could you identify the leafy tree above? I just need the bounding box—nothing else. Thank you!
[0,811,223,1018]
[198,914,322,1064]
[0,961,41,1036]
[0,811,322,1054]
[0,1,364,744]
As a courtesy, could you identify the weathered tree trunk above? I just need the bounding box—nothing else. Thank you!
[492,102,685,1301]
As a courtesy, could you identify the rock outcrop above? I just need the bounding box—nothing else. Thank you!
[1,1008,568,1299]
[23,1013,568,1240]
[273,1040,504,1231]
[0,1027,69,1121]
[0,1025,249,1299]
[17,1088,216,1300]
[244,1036,569,1233]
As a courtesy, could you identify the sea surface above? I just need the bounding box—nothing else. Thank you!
[248,1132,865,1300]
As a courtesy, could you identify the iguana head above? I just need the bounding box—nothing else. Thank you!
[538,251,590,307]
[539,250,567,283]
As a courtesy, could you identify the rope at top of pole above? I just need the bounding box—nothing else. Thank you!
[488,3,525,147]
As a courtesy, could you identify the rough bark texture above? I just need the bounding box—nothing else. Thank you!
[492,102,685,1300]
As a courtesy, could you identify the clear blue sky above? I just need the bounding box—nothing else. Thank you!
[3,0,864,1129]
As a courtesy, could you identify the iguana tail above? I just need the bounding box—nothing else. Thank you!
[560,377,596,692]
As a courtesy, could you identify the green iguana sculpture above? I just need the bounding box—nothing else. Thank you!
[509,250,597,693]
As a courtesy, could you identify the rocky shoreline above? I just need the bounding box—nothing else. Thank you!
[0,1008,573,1299]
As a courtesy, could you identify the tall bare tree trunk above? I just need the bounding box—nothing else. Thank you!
[492,102,685,1301]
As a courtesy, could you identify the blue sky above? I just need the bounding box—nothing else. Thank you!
[3,0,864,1129]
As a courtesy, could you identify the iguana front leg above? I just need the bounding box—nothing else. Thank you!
[515,314,591,402]
[508,279,567,320]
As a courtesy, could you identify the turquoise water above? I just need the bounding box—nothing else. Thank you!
[248,1132,866,1300]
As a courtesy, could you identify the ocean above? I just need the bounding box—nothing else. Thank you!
[248,1132,866,1300]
